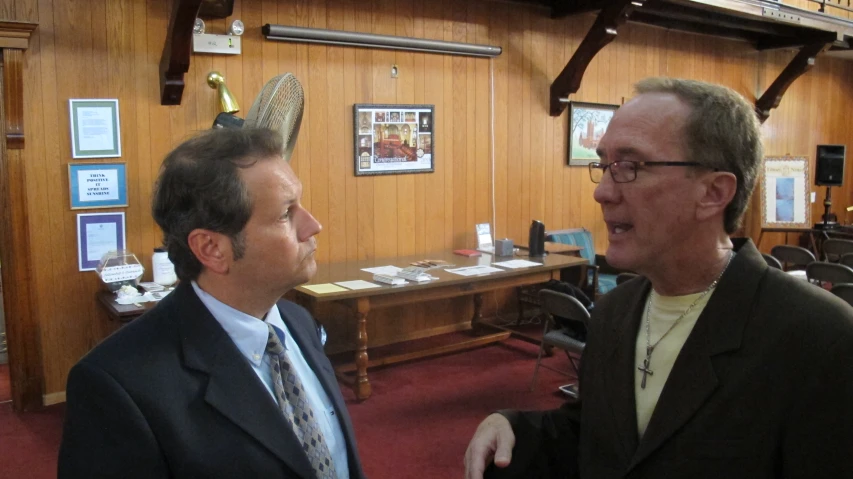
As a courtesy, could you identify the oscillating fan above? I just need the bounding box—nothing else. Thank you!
[242,73,305,162]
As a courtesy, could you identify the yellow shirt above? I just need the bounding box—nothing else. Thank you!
[634,289,715,438]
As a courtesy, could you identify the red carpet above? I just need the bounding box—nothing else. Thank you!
[0,337,574,479]
[0,363,10,403]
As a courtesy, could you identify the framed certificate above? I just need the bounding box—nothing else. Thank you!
[77,212,126,271]
[69,99,122,158]
[760,156,811,229]
[68,163,128,209]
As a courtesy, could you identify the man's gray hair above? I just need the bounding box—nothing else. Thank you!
[635,77,762,234]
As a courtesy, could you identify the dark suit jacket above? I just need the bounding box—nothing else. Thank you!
[59,282,366,479]
[499,239,853,479]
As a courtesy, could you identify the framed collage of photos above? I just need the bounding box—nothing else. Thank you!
[353,104,434,176]
[760,155,811,229]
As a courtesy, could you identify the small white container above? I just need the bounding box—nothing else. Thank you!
[152,247,177,287]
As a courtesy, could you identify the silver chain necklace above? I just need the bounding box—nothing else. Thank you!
[637,251,734,389]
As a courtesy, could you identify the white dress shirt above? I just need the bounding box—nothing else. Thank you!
[191,282,349,479]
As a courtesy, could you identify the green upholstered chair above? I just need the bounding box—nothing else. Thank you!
[546,228,619,296]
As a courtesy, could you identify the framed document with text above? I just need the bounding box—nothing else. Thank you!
[69,99,122,158]
[77,212,126,271]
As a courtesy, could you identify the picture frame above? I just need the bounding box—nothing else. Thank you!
[68,163,128,209]
[567,101,619,166]
[77,212,126,271]
[353,104,434,176]
[69,99,122,158]
[760,155,811,229]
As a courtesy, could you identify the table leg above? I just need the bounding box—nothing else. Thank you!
[354,298,372,400]
[471,293,486,334]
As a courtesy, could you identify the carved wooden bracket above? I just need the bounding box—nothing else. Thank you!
[550,0,645,116]
[160,0,234,106]
[0,21,38,149]
[754,42,830,123]
[160,0,203,106]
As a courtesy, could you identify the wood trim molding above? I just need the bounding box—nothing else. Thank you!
[0,21,37,50]
[0,20,40,410]
[0,21,36,149]
[4,49,24,149]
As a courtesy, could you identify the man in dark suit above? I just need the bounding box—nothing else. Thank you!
[59,128,366,479]
[465,78,853,478]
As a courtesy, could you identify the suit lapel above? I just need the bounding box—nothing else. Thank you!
[174,284,315,479]
[600,281,648,462]
[627,240,766,470]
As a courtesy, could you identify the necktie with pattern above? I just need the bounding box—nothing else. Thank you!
[265,323,337,479]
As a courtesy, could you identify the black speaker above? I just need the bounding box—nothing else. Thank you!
[815,144,846,186]
[528,220,546,257]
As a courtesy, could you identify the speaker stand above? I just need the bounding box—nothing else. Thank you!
[814,186,838,230]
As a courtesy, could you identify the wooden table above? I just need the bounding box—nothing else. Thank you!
[97,291,156,322]
[292,250,587,400]
[516,241,583,256]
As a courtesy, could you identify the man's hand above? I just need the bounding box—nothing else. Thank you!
[464,413,516,479]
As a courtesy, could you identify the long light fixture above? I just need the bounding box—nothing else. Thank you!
[263,24,502,58]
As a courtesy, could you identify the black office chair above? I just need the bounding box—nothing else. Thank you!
[770,245,815,271]
[805,262,853,288]
[762,253,783,270]
[830,283,853,307]
[839,253,853,269]
[530,289,589,398]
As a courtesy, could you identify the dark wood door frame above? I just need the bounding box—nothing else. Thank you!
[0,20,41,412]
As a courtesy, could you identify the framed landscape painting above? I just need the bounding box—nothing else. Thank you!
[567,101,618,166]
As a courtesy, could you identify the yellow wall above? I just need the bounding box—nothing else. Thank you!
[3,0,853,399]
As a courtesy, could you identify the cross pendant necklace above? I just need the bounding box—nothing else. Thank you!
[638,346,654,389]
[639,250,734,390]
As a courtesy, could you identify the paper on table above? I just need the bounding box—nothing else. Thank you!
[493,259,541,269]
[335,280,382,290]
[446,265,504,276]
[303,283,348,294]
[361,265,403,275]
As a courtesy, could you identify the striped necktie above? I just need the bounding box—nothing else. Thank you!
[265,323,337,479]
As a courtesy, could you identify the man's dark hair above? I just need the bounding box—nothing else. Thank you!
[151,128,283,281]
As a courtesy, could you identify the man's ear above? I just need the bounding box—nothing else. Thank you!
[696,172,737,222]
[187,229,232,275]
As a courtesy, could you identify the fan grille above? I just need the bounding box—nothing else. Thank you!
[243,73,304,162]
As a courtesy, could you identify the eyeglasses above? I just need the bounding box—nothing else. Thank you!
[588,160,712,184]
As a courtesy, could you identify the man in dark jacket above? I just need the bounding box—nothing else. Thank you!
[465,78,853,478]
[59,128,366,479]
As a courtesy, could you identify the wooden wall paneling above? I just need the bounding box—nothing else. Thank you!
[503,4,521,244]
[528,12,545,232]
[340,0,359,265]
[395,0,416,259]
[440,0,453,250]
[325,1,347,264]
[422,0,446,253]
[371,0,398,260]
[411,1,426,257]
[307,4,330,265]
[490,1,507,241]
[354,3,374,261]
[449,1,466,249]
